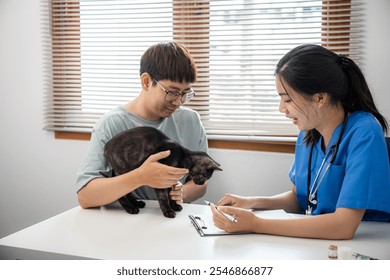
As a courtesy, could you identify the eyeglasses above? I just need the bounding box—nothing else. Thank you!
[154,79,195,104]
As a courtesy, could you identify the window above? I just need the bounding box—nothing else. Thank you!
[44,0,364,143]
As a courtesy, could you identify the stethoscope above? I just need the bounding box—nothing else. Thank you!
[305,113,348,215]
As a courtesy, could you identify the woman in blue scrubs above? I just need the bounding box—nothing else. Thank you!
[210,44,390,239]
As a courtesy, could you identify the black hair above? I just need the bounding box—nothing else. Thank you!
[275,44,388,144]
[139,41,197,84]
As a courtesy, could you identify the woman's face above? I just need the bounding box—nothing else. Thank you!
[275,75,319,131]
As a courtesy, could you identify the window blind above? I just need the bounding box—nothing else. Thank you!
[43,0,364,140]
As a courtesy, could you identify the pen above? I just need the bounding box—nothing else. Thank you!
[204,200,237,222]
[352,252,378,260]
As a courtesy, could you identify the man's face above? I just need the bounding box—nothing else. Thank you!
[148,79,192,119]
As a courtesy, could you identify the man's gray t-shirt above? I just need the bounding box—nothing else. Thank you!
[76,106,208,199]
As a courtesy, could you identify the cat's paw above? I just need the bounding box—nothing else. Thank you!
[137,201,146,208]
[172,204,182,212]
[163,210,176,218]
[124,207,140,214]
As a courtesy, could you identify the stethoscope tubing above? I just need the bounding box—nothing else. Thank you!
[306,112,349,213]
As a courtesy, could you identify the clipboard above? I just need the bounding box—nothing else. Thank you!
[189,209,292,237]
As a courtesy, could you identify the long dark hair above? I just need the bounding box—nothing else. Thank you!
[275,44,388,144]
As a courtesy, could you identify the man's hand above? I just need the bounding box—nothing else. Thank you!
[136,150,189,189]
[170,182,184,204]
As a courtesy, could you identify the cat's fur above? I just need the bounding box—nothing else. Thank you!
[103,126,222,218]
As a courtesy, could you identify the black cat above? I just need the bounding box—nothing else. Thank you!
[103,126,222,218]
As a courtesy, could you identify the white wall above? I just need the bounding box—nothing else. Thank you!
[194,149,294,204]
[0,0,389,239]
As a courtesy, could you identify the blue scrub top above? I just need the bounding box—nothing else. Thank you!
[289,111,390,222]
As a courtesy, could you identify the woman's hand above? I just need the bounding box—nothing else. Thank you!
[169,182,184,204]
[217,193,255,209]
[210,204,260,233]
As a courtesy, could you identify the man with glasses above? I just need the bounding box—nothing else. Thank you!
[76,42,208,209]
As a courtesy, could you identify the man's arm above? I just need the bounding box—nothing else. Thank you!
[78,151,189,208]
[182,180,207,203]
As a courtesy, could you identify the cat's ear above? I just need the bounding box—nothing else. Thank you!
[207,156,223,171]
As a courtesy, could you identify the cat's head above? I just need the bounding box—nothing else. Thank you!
[183,151,222,185]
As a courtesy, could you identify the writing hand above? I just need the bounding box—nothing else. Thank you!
[211,204,257,233]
